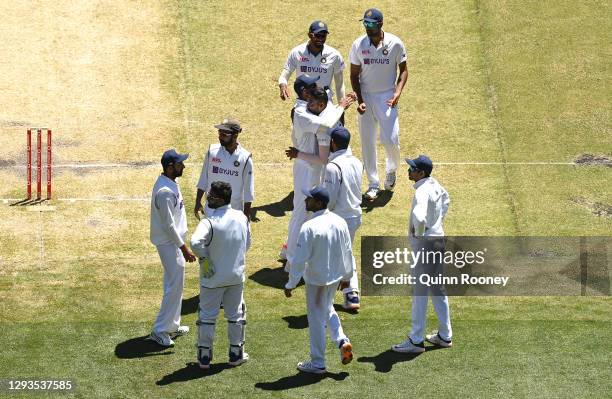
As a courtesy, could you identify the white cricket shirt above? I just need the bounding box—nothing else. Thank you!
[323,147,363,219]
[150,174,188,247]
[349,32,407,94]
[292,104,343,153]
[286,209,354,288]
[190,205,251,288]
[281,42,345,90]
[409,177,450,237]
[197,143,254,211]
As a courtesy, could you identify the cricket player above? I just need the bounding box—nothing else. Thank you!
[195,118,254,220]
[149,149,196,347]
[392,155,453,353]
[349,8,408,200]
[283,88,355,271]
[322,126,363,310]
[190,181,251,369]
[285,186,354,374]
[279,20,345,104]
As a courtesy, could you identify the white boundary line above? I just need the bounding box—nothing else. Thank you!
[0,161,603,170]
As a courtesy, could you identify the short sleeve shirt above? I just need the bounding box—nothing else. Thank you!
[284,43,345,89]
[349,32,407,93]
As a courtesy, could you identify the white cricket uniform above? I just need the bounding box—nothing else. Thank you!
[190,205,251,353]
[408,177,452,343]
[285,103,344,267]
[197,143,254,213]
[286,209,353,369]
[150,174,188,335]
[323,147,363,294]
[279,42,345,101]
[349,32,407,188]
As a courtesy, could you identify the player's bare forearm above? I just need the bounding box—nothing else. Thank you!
[395,61,408,95]
[194,188,205,219]
[243,202,252,221]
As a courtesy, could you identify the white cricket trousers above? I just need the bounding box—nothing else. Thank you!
[306,283,349,369]
[408,238,452,343]
[342,216,362,294]
[286,159,322,267]
[197,283,246,351]
[153,244,185,334]
[358,89,401,189]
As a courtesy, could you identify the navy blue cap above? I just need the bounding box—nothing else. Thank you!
[161,149,189,168]
[309,20,329,34]
[406,155,433,174]
[294,74,320,95]
[361,8,383,23]
[302,185,330,205]
[330,126,351,147]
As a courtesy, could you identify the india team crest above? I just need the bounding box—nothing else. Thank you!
[321,57,327,63]
[383,48,389,55]
[234,160,240,167]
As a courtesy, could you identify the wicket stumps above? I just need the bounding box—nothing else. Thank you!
[26,128,52,201]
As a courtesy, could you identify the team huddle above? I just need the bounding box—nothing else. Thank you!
[148,8,453,374]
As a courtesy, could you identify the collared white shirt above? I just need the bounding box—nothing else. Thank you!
[409,177,450,238]
[323,147,363,219]
[349,32,407,93]
[190,205,251,288]
[150,174,188,247]
[197,143,254,211]
[286,209,353,288]
[282,42,345,91]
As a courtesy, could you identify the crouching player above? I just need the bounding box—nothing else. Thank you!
[190,181,251,369]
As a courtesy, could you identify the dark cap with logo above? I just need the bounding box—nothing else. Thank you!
[330,126,351,147]
[302,185,330,205]
[161,149,189,168]
[309,20,329,34]
[361,8,383,23]
[214,118,242,134]
[406,155,433,174]
[294,74,320,95]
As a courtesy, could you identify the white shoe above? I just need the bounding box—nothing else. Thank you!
[425,331,452,348]
[148,331,174,347]
[391,338,425,353]
[342,291,360,310]
[384,171,396,191]
[297,360,326,374]
[363,187,380,201]
[170,325,189,338]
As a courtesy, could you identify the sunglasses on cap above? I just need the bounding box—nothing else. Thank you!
[363,20,380,29]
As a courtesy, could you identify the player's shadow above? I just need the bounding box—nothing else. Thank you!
[255,371,349,391]
[181,295,199,315]
[333,304,359,315]
[361,190,393,213]
[156,362,230,385]
[283,314,308,329]
[358,347,444,372]
[114,336,174,359]
[250,191,294,221]
[249,266,304,290]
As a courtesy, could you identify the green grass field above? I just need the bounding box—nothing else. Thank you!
[0,0,610,398]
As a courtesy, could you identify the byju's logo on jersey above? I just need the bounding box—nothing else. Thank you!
[300,66,328,73]
[364,58,390,65]
[212,166,239,177]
